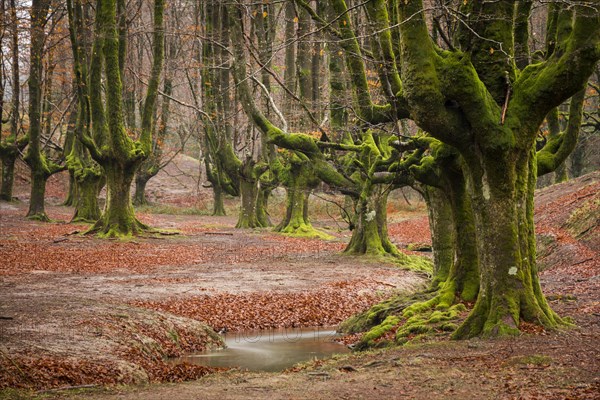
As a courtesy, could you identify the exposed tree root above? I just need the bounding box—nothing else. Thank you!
[26,212,51,222]
[85,217,153,239]
[277,221,334,240]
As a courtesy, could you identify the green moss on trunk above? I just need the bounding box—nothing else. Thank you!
[71,171,102,223]
[88,162,147,238]
[236,178,260,229]
[454,152,566,339]
[422,186,454,289]
[275,156,329,238]
[26,171,50,221]
[256,187,272,228]
[212,185,226,216]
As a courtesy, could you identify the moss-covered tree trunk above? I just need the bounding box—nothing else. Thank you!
[394,0,599,337]
[275,157,325,237]
[237,180,259,228]
[0,0,23,202]
[422,185,454,288]
[80,0,164,237]
[256,185,272,227]
[454,150,560,338]
[235,157,267,229]
[27,171,50,219]
[90,161,145,235]
[212,184,226,216]
[345,184,400,257]
[71,169,102,223]
[24,0,62,221]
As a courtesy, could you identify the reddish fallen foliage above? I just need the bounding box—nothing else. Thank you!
[0,356,124,389]
[132,280,387,332]
[388,216,432,245]
[0,353,222,390]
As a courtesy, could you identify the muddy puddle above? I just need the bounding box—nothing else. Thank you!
[168,327,349,372]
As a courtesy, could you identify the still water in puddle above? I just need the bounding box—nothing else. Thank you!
[170,327,350,372]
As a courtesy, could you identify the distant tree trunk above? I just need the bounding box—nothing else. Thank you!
[345,184,399,256]
[0,0,24,201]
[133,9,177,207]
[62,109,78,207]
[283,1,297,129]
[24,0,63,221]
[296,6,312,130]
[311,0,323,121]
[274,156,324,237]
[236,156,262,229]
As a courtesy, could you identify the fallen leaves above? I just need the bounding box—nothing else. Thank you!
[132,279,388,332]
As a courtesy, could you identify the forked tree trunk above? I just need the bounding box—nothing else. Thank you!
[345,185,398,257]
[89,162,146,237]
[275,161,324,237]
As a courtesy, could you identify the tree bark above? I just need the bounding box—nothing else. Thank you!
[89,162,146,236]
[275,157,324,237]
[24,0,58,221]
[81,0,164,237]
[0,0,22,202]
[422,186,454,289]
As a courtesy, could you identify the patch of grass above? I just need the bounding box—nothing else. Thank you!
[135,204,210,216]
[0,389,36,400]
[507,354,553,366]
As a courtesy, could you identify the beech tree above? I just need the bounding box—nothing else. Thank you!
[66,0,103,222]
[292,0,599,338]
[133,6,179,207]
[398,1,597,338]
[0,0,27,202]
[77,0,165,237]
[23,0,65,221]
[228,2,432,274]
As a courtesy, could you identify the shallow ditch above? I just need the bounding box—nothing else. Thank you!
[167,327,349,372]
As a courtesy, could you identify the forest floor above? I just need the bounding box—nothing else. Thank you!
[0,159,598,399]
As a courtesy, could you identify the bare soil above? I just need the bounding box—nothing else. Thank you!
[0,161,598,399]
